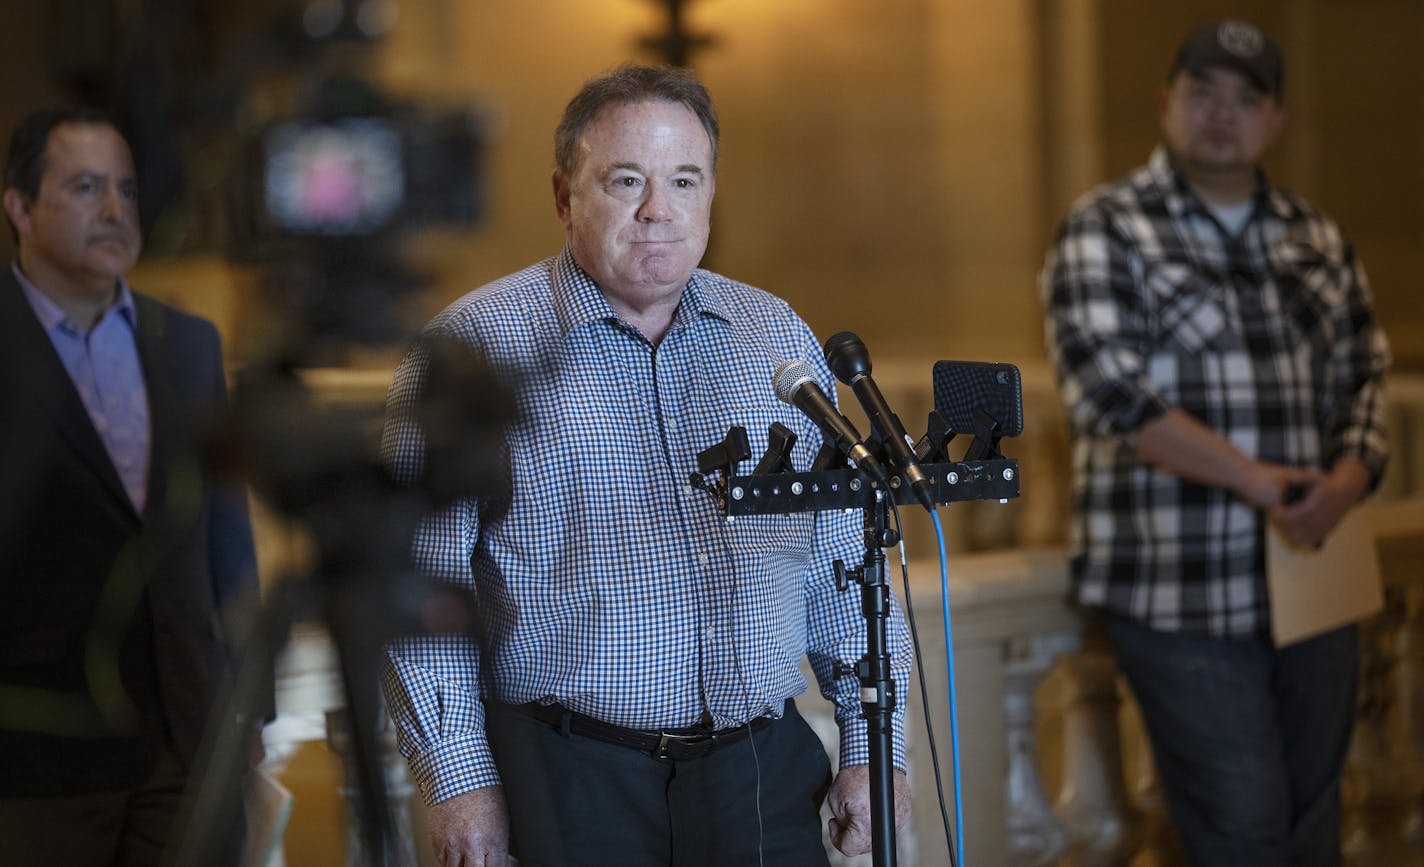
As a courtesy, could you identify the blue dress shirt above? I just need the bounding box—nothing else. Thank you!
[14,263,150,512]
[380,249,913,804]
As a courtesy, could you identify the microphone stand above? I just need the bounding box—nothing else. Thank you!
[832,488,899,867]
[692,420,1021,867]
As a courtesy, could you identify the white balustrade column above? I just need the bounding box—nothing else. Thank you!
[1051,640,1141,866]
[905,547,1078,867]
[1003,632,1078,866]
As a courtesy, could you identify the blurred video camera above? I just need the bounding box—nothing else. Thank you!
[229,76,483,254]
[226,75,485,345]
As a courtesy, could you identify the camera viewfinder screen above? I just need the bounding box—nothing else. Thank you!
[264,119,405,235]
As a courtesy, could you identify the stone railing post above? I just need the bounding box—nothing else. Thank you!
[1049,631,1141,867]
[1003,632,1079,866]
[902,548,1079,866]
[1343,499,1424,864]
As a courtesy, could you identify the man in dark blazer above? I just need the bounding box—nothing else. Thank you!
[0,107,260,866]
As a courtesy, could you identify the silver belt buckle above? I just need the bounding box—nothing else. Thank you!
[655,731,703,759]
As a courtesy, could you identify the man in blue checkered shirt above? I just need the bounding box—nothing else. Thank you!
[380,65,913,866]
[1041,20,1390,867]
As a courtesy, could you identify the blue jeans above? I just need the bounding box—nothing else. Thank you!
[1105,617,1358,867]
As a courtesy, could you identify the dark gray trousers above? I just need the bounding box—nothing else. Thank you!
[486,699,834,867]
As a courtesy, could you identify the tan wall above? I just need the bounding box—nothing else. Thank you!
[2,2,1420,369]
[378,0,1423,370]
[374,0,1052,363]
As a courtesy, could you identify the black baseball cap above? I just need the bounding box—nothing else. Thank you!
[1170,20,1284,98]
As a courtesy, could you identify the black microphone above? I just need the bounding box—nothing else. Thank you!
[824,331,936,511]
[772,360,890,487]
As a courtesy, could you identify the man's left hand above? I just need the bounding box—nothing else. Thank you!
[1270,458,1371,549]
[826,765,912,857]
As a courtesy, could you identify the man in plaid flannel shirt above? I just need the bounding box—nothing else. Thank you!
[1041,20,1389,867]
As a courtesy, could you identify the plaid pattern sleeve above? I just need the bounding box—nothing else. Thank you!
[1322,245,1392,484]
[379,251,913,804]
[1040,147,1391,637]
[1040,190,1173,441]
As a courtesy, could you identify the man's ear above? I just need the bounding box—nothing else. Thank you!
[2,188,33,237]
[552,169,572,228]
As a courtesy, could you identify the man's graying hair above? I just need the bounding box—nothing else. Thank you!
[554,64,719,178]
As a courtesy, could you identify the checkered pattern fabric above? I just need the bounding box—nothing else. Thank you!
[1041,146,1390,637]
[380,248,912,804]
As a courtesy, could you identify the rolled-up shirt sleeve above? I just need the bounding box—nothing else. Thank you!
[1325,245,1392,487]
[1040,204,1172,440]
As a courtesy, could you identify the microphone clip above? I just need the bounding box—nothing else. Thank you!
[693,423,808,513]
[911,407,1010,463]
[962,407,1008,462]
[695,426,751,478]
[751,422,799,475]
[690,426,751,511]
[912,410,956,463]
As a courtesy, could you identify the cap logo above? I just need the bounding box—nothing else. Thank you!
[1217,21,1264,58]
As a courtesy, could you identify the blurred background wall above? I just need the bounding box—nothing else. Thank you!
[1,0,1419,370]
[3,4,1420,863]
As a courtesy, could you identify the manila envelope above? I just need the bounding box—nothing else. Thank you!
[1267,506,1383,647]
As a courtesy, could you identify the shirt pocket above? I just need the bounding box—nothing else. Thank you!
[1144,261,1230,354]
[1272,242,1347,347]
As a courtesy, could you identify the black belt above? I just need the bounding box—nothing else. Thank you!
[506,700,782,761]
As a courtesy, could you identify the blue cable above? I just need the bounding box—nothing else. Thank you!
[932,508,967,867]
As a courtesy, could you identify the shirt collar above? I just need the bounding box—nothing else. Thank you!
[548,246,731,338]
[1147,144,1289,223]
[12,261,138,335]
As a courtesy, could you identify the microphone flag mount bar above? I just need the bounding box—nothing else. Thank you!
[691,410,1020,519]
[720,458,1017,517]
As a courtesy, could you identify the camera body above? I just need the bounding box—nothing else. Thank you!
[229,78,483,256]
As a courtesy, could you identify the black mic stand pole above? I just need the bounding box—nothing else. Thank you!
[833,487,899,867]
[703,413,1023,867]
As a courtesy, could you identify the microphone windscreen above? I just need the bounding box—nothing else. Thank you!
[773,359,820,405]
[823,331,872,383]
